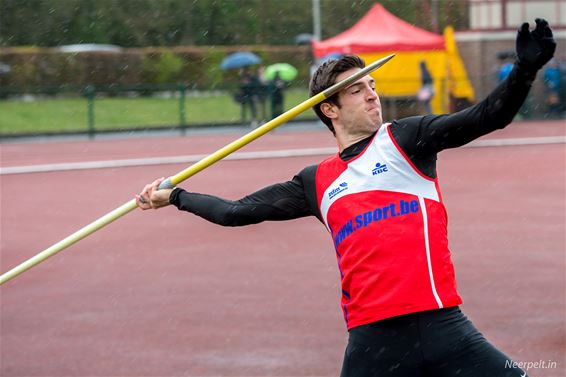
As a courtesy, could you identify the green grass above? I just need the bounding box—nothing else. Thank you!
[0,89,316,135]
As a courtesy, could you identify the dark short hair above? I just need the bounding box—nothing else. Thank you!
[309,55,366,135]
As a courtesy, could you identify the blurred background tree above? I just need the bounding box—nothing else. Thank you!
[0,0,469,47]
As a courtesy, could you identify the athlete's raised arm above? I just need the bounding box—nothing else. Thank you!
[393,18,556,157]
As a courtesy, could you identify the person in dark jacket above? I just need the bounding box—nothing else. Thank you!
[268,72,286,118]
[239,69,261,127]
[417,60,434,113]
[543,58,562,117]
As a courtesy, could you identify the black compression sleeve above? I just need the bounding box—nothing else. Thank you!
[395,64,535,155]
[169,174,314,226]
[390,64,536,178]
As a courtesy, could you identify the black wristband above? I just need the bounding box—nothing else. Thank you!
[169,187,182,205]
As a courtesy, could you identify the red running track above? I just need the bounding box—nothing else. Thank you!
[1,121,564,376]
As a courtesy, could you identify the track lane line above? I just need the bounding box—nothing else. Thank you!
[1,136,564,175]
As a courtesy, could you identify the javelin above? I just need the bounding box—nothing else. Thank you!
[0,54,395,285]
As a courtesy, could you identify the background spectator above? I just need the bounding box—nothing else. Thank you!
[239,69,261,127]
[498,56,514,82]
[268,72,286,119]
[543,59,562,118]
[417,60,434,114]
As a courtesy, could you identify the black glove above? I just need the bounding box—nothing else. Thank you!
[516,18,556,72]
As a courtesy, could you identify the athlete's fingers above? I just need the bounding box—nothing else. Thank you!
[138,183,153,203]
[140,182,153,195]
[136,194,151,210]
[518,22,530,39]
[147,177,165,202]
[149,177,165,194]
[137,178,163,209]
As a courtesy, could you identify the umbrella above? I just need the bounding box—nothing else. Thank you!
[264,63,298,81]
[220,52,261,70]
[294,33,314,45]
[319,52,343,64]
[0,62,11,75]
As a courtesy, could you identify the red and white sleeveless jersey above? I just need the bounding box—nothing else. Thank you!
[316,123,462,329]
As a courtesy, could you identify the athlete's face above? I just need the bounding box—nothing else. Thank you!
[330,68,383,136]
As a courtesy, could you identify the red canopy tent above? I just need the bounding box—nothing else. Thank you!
[312,3,445,57]
[311,3,474,114]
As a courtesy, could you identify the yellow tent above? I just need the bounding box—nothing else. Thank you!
[313,4,475,114]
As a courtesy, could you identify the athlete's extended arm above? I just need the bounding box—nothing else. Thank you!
[136,174,314,226]
[394,19,556,155]
[168,175,313,226]
[134,162,320,226]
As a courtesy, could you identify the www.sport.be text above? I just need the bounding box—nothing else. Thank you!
[333,199,419,247]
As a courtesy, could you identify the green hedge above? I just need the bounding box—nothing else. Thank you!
[0,45,313,93]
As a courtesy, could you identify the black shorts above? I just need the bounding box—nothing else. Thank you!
[340,307,527,377]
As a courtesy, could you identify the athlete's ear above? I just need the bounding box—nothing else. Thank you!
[320,102,338,119]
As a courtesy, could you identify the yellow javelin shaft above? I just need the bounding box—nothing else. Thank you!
[169,92,325,186]
[0,54,394,285]
[166,54,394,187]
[0,200,138,285]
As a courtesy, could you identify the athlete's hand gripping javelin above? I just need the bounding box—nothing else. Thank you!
[136,177,174,210]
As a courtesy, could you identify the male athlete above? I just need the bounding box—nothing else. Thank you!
[137,19,555,377]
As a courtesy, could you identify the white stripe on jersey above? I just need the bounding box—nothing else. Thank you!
[320,123,440,231]
[419,195,444,308]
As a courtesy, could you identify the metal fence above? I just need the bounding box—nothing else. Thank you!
[0,75,564,139]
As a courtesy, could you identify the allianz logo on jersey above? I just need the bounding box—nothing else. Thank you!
[328,182,348,200]
[372,162,388,175]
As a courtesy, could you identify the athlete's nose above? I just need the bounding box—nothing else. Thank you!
[366,86,378,101]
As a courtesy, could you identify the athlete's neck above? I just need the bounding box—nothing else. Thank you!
[336,125,382,153]
[339,132,376,161]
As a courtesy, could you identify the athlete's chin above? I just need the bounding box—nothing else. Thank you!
[376,113,383,125]
[367,107,381,119]
[370,113,383,128]
[363,121,381,134]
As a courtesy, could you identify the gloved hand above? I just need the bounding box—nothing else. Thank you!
[516,18,556,72]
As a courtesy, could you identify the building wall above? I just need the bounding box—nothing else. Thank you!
[469,0,565,30]
[455,28,566,115]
